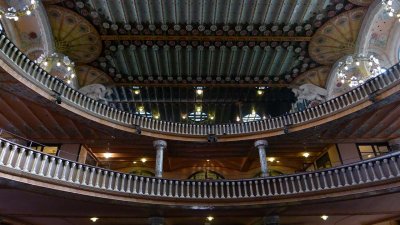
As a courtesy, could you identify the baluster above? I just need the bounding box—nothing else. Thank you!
[267,179,273,195]
[30,152,41,174]
[261,180,266,196]
[87,167,95,186]
[145,177,150,195]
[168,180,173,197]
[368,162,378,181]
[95,169,101,188]
[81,166,89,185]
[62,161,69,181]
[186,181,190,198]
[74,164,83,184]
[114,173,121,191]
[328,171,335,188]
[151,178,155,195]
[139,177,144,194]
[308,174,316,191]
[68,163,76,183]
[272,179,278,195]
[278,178,284,195]
[191,181,195,198]
[315,173,322,190]
[101,171,108,189]
[38,155,48,176]
[180,181,185,198]
[348,167,356,185]
[203,182,208,198]
[243,181,248,197]
[341,168,349,186]
[284,178,291,194]
[15,148,25,170]
[384,159,394,178]
[227,182,231,198]
[249,181,255,197]
[296,176,303,193]
[231,182,235,198]
[133,176,138,194]
[391,157,400,176]
[157,179,162,196]
[362,164,372,182]
[376,161,387,180]
[107,172,114,190]
[255,180,260,196]
[23,150,33,172]
[334,169,342,187]
[238,182,243,198]
[6,145,17,167]
[209,182,213,198]
[215,182,219,198]
[127,175,133,193]
[355,165,363,184]
[290,177,297,193]
[163,180,167,197]
[302,175,309,192]
[174,181,179,197]
[197,182,201,198]
[321,172,328,189]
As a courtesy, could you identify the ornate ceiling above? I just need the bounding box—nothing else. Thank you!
[8,0,375,124]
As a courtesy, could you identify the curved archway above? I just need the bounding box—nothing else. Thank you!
[188,170,225,180]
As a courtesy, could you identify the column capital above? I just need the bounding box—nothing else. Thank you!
[254,140,268,148]
[153,140,167,149]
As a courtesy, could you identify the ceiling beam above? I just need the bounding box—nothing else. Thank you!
[101,35,311,42]
[114,83,291,87]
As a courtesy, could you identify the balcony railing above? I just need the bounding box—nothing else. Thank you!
[0,33,399,137]
[0,138,399,202]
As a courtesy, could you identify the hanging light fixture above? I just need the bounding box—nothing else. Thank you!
[382,0,400,20]
[35,53,77,85]
[0,0,37,21]
[336,54,383,88]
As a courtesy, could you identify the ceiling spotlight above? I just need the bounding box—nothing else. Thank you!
[236,116,241,122]
[209,115,215,120]
[196,106,202,112]
[195,87,204,95]
[303,152,310,158]
[267,157,276,162]
[132,86,140,95]
[134,89,140,95]
[154,114,160,119]
[141,158,147,163]
[276,160,280,163]
[321,215,328,221]
[138,106,144,112]
[182,114,187,119]
[257,90,264,95]
[90,217,99,222]
[207,216,214,222]
[104,152,112,159]
[133,161,137,164]
[207,159,210,162]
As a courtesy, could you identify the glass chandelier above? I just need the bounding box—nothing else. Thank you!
[382,0,400,20]
[35,53,76,85]
[0,0,37,21]
[337,54,383,88]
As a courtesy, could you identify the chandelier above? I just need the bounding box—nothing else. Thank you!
[337,54,382,88]
[382,0,400,20]
[0,0,37,21]
[35,53,76,85]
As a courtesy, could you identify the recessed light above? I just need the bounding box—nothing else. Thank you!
[206,159,210,162]
[141,158,147,163]
[207,216,214,221]
[90,217,99,222]
[104,152,112,158]
[303,152,310,158]
[267,157,275,162]
[321,215,328,220]
[133,161,137,164]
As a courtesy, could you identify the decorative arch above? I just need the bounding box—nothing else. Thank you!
[188,170,225,180]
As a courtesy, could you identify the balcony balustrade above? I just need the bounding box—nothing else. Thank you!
[0,138,399,202]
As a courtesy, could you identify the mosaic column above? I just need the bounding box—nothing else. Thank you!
[153,140,167,178]
[255,140,269,177]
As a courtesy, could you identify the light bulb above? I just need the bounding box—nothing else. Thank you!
[321,215,328,221]
[14,16,19,21]
[104,152,112,158]
[344,66,349,70]
[207,216,214,222]
[43,61,48,66]
[196,89,203,95]
[90,217,99,222]
[303,152,310,158]
[67,80,71,84]
[31,0,36,4]
[67,66,71,71]
[389,11,394,17]
[71,73,75,78]
[141,158,147,163]
[388,0,393,6]
[56,61,61,67]
[236,116,241,122]
[26,10,31,15]
[355,61,360,66]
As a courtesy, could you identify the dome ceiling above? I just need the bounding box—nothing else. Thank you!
[40,0,373,124]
